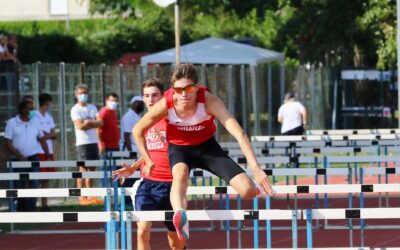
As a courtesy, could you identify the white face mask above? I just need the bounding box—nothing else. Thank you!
[107,101,118,110]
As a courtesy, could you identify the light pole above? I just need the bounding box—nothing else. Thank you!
[153,0,180,65]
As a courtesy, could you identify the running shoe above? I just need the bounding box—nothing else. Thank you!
[173,209,189,241]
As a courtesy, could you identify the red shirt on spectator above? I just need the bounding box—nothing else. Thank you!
[98,107,120,149]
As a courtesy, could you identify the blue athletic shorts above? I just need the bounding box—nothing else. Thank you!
[131,178,175,231]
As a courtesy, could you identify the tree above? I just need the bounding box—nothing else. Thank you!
[357,0,396,69]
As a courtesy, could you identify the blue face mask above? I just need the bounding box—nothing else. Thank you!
[28,110,36,120]
[78,94,88,103]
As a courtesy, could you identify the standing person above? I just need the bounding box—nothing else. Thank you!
[70,84,103,205]
[120,95,144,206]
[133,64,273,242]
[112,78,185,250]
[121,96,144,152]
[97,93,120,156]
[277,92,307,135]
[4,100,50,211]
[31,93,57,211]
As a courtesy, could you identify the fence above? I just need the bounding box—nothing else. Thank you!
[0,62,334,161]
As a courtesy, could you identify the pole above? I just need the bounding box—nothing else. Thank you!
[175,1,180,65]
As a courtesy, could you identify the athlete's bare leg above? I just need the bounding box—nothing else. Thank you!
[167,231,186,249]
[137,221,151,250]
[229,172,258,199]
[170,163,189,210]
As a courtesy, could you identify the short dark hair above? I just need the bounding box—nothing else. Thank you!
[21,94,34,102]
[142,78,164,94]
[18,100,30,114]
[171,64,198,84]
[106,92,118,99]
[39,93,53,107]
[285,92,295,100]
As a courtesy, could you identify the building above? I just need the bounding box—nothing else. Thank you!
[0,0,99,21]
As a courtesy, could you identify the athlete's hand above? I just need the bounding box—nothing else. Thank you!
[253,167,273,196]
[142,161,155,177]
[112,162,137,185]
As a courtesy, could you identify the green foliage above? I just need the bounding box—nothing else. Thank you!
[357,0,396,69]
[0,0,397,68]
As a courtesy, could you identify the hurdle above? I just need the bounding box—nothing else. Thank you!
[122,206,400,249]
[117,183,400,249]
[0,187,118,249]
[306,128,400,136]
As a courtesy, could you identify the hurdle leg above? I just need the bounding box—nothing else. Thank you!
[359,168,365,247]
[208,177,214,230]
[120,188,126,250]
[266,196,272,249]
[237,194,242,249]
[377,146,382,208]
[106,189,112,250]
[347,168,353,247]
[291,210,298,248]
[306,209,313,248]
[253,196,259,249]
[313,156,320,229]
[127,212,132,250]
[225,192,230,249]
[323,157,328,228]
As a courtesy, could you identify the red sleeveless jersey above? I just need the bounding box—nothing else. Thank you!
[141,119,172,181]
[165,85,216,145]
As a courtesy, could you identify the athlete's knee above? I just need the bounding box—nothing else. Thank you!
[172,163,189,180]
[238,187,257,199]
[137,227,151,241]
[230,174,257,199]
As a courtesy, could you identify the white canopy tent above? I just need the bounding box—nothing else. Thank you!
[141,37,285,135]
[140,37,284,66]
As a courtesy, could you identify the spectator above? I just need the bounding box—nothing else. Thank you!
[4,100,50,211]
[70,84,103,205]
[121,96,144,152]
[7,34,17,62]
[120,95,144,207]
[0,34,7,61]
[0,34,11,61]
[277,92,307,135]
[21,95,36,119]
[97,92,120,155]
[31,93,57,211]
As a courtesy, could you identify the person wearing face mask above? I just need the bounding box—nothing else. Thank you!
[4,100,50,211]
[70,84,104,205]
[21,95,36,119]
[30,93,57,211]
[97,93,120,156]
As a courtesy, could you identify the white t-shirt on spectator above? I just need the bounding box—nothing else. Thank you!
[278,101,306,133]
[121,109,141,152]
[31,111,56,154]
[0,44,5,53]
[4,115,44,157]
[70,103,99,146]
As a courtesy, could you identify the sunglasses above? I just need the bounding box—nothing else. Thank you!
[172,83,197,94]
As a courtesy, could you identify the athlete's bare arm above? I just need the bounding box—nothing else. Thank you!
[133,97,168,174]
[205,92,272,195]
